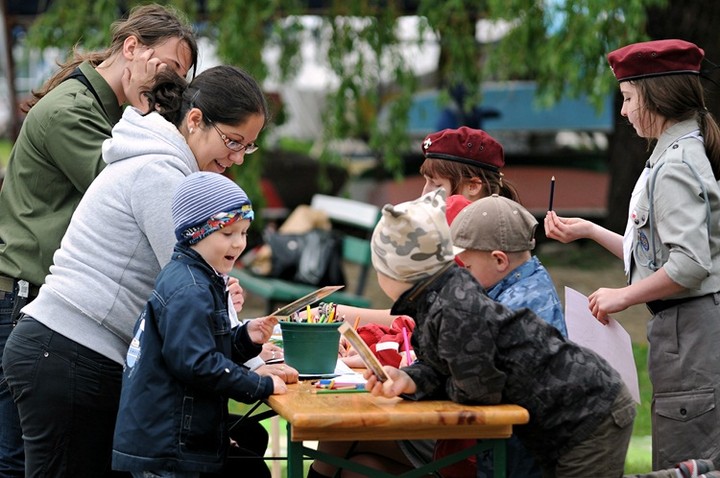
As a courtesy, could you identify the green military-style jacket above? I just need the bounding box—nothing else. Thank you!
[0,61,122,286]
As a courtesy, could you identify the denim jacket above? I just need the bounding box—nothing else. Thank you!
[486,256,567,337]
[113,243,272,473]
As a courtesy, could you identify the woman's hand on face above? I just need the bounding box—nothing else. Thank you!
[256,363,299,384]
[122,47,167,112]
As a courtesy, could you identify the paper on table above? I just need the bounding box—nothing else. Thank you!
[332,360,367,385]
[564,287,641,403]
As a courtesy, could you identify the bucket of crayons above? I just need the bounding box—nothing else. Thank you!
[279,303,342,375]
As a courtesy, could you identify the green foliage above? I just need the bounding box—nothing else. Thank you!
[24,0,668,178]
[485,0,667,109]
[26,0,196,51]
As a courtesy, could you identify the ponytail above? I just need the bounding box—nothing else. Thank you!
[698,109,720,179]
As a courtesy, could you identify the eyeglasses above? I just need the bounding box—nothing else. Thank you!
[210,122,259,154]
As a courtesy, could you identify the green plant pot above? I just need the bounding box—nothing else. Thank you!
[279,321,341,375]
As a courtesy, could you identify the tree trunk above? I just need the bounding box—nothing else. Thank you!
[605,0,720,233]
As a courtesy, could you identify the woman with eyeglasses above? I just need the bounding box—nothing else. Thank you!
[0,5,198,475]
[2,65,276,478]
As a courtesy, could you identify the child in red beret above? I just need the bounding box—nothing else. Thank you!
[419,126,520,202]
[546,39,720,470]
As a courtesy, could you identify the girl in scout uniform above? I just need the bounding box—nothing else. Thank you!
[545,39,720,470]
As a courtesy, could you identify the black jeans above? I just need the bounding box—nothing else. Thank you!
[0,285,28,477]
[3,316,124,478]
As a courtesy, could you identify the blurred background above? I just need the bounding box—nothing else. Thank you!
[3,1,720,472]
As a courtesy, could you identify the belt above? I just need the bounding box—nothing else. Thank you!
[646,293,715,315]
[0,275,40,298]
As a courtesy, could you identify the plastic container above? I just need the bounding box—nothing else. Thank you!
[279,321,341,375]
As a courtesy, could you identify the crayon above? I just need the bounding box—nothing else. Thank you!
[549,176,555,211]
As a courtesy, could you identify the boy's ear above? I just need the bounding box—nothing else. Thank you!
[490,250,510,273]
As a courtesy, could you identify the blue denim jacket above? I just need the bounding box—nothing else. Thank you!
[486,256,567,337]
[112,243,272,473]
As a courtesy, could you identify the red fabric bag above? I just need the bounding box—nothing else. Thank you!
[356,316,415,367]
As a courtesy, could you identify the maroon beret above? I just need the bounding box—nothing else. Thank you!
[421,126,504,173]
[608,39,704,82]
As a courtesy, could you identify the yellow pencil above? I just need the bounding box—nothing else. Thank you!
[353,316,360,330]
[307,304,313,323]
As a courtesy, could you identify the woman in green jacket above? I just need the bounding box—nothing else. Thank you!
[0,5,197,475]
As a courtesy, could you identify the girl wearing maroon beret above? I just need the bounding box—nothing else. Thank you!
[545,39,720,470]
[419,126,520,202]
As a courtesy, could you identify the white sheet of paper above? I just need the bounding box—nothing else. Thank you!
[334,359,358,376]
[564,287,641,403]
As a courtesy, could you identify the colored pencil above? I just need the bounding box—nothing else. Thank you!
[402,326,413,366]
[314,388,368,394]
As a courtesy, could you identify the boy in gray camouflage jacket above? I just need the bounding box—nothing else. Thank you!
[366,188,636,478]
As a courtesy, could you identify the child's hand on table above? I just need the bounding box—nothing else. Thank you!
[363,366,415,397]
[259,342,283,362]
[270,375,288,394]
[257,363,299,384]
[340,354,366,368]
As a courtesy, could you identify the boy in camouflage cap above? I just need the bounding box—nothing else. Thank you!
[367,188,637,478]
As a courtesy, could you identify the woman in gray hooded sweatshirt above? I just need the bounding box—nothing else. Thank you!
[2,65,269,478]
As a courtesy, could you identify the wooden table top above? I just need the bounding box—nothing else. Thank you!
[265,382,530,442]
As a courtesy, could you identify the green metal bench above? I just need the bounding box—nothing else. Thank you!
[231,194,381,315]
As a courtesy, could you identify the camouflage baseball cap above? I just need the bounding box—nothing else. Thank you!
[371,188,455,283]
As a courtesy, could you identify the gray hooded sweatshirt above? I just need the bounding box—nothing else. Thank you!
[23,107,199,364]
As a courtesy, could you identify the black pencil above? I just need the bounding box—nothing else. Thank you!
[549,176,555,211]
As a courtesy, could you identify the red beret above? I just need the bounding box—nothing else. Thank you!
[422,126,504,173]
[608,39,704,82]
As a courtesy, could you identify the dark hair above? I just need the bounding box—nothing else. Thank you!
[24,4,198,111]
[635,74,720,179]
[419,158,521,202]
[145,65,269,130]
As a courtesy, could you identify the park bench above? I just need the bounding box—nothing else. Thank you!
[231,194,381,315]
